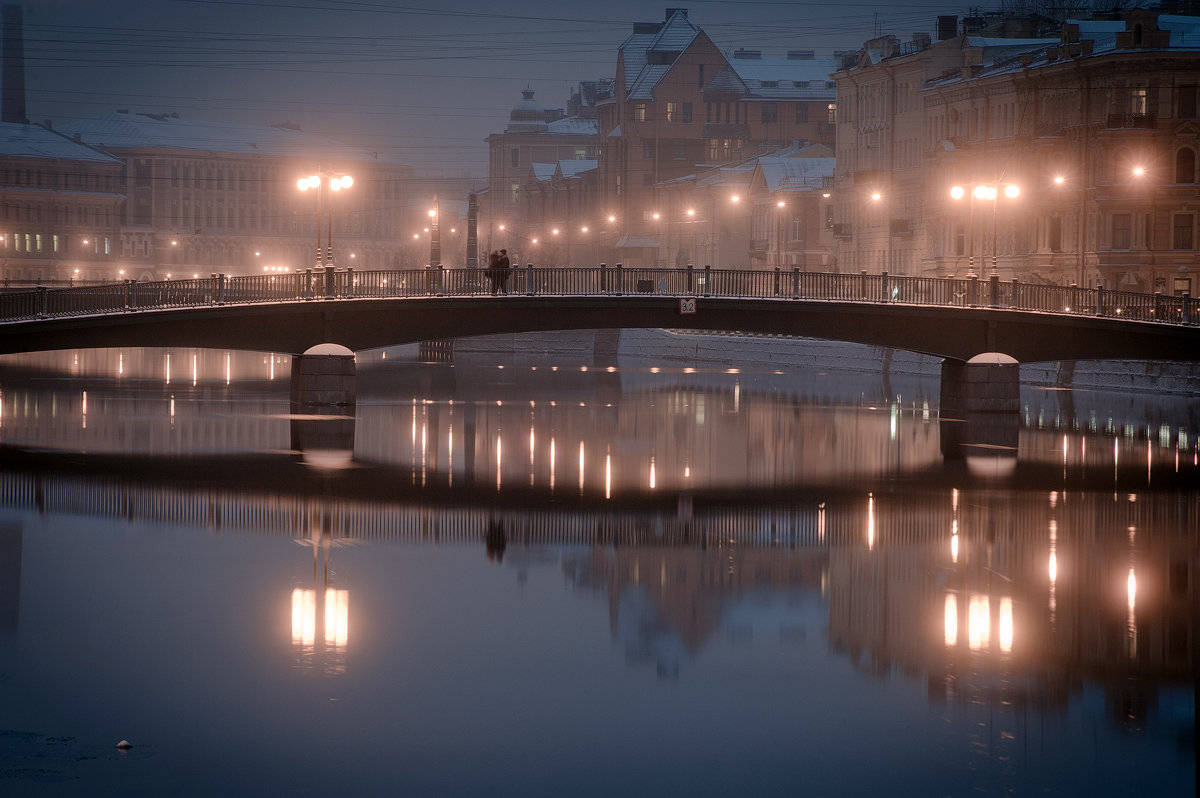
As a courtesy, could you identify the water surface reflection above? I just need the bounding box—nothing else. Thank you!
[0,344,1195,796]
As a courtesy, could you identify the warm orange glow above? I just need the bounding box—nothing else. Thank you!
[324,589,349,648]
[1132,166,1145,177]
[999,597,1014,653]
[1053,175,1065,185]
[292,588,316,646]
[944,594,958,646]
[968,595,989,650]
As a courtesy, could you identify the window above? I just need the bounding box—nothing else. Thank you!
[1172,213,1194,250]
[1179,84,1198,119]
[827,103,837,123]
[643,140,654,159]
[698,64,704,89]
[1112,212,1132,249]
[761,103,778,124]
[666,102,677,123]
[681,103,692,124]
[954,223,965,256]
[634,103,647,122]
[1049,217,1062,252]
[1176,148,1196,183]
[672,141,685,160]
[1130,87,1148,116]
[510,148,519,168]
[795,103,809,124]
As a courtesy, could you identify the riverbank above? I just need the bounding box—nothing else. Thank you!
[449,328,1200,397]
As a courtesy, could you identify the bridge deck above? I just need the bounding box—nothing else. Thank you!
[0,266,1196,362]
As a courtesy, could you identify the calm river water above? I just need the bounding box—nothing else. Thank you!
[0,333,1196,797]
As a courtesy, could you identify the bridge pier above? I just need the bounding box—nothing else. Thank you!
[939,353,1020,415]
[290,344,356,466]
[290,344,357,408]
[939,353,1020,474]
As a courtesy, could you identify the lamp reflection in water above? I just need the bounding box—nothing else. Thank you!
[290,518,349,675]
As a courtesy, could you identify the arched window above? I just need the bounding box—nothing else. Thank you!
[1176,147,1196,183]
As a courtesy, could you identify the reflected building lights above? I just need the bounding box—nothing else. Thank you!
[578,441,585,496]
[867,493,875,550]
[192,353,198,386]
[605,449,612,500]
[80,390,86,430]
[549,437,556,492]
[998,597,1013,653]
[1126,568,1138,659]
[225,352,231,385]
[649,456,656,490]
[944,594,958,647]
[164,353,171,385]
[968,595,990,650]
[496,434,502,492]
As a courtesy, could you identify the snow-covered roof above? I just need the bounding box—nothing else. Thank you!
[0,121,120,162]
[622,10,702,101]
[545,116,598,136]
[756,157,835,192]
[56,112,392,163]
[532,162,558,182]
[729,57,838,99]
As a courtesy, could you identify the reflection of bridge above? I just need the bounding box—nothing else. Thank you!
[1,267,1196,361]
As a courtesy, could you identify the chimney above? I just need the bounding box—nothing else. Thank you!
[937,15,957,41]
[2,4,28,124]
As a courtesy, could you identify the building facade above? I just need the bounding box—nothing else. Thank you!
[595,8,838,268]
[484,86,602,260]
[0,122,124,283]
[49,112,415,280]
[833,9,1200,294]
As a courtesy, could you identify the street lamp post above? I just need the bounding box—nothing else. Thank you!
[950,181,1019,278]
[297,171,354,270]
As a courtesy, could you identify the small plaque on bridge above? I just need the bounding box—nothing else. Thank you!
[679,298,697,314]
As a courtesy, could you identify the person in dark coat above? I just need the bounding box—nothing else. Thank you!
[497,249,511,294]
[486,249,501,294]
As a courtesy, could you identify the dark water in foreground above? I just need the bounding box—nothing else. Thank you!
[0,342,1196,796]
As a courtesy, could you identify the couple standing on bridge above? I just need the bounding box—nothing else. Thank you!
[486,249,511,294]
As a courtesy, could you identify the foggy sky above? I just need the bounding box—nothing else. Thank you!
[22,0,968,175]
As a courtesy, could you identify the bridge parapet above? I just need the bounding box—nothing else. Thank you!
[0,267,1194,329]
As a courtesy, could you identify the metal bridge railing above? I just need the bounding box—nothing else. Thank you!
[0,267,1194,328]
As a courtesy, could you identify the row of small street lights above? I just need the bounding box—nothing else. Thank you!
[59,165,1153,278]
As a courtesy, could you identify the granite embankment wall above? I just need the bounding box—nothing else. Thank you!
[453,329,1199,398]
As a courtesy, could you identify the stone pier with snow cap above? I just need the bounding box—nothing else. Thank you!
[939,352,1021,415]
[290,343,356,408]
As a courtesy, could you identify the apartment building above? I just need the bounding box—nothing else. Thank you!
[833,8,1200,294]
[55,112,415,278]
[595,8,837,267]
[0,121,124,283]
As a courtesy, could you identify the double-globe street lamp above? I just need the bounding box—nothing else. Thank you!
[296,172,354,270]
[950,182,1019,277]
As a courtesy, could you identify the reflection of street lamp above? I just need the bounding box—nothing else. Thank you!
[297,172,354,269]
